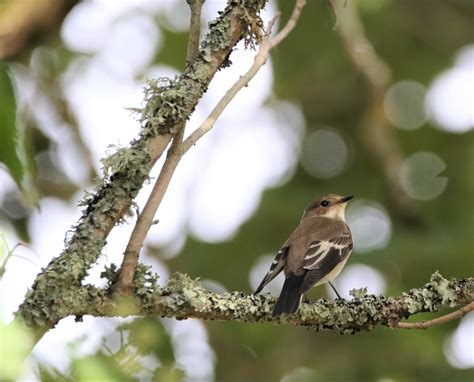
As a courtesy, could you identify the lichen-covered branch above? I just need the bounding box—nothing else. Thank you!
[182,0,306,153]
[113,0,204,296]
[24,271,474,335]
[113,131,185,296]
[15,0,268,337]
[114,0,304,294]
[186,0,205,62]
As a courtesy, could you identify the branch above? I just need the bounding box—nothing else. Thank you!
[15,0,269,339]
[15,272,471,336]
[182,0,306,153]
[268,0,305,48]
[186,0,205,62]
[114,0,305,294]
[330,0,420,225]
[396,301,474,330]
[110,0,306,295]
[112,0,204,296]
[112,131,184,296]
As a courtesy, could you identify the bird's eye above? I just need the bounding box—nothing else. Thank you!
[320,200,329,207]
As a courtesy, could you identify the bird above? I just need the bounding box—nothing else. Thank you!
[254,194,354,317]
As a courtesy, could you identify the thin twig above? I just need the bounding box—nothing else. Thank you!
[182,0,306,153]
[113,0,305,295]
[113,129,184,295]
[186,0,205,62]
[113,0,305,294]
[16,0,270,346]
[113,0,204,295]
[0,243,30,277]
[269,0,305,48]
[396,301,474,329]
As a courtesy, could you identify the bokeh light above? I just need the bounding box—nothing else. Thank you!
[94,14,160,79]
[426,45,474,133]
[346,200,392,253]
[444,314,474,369]
[384,80,427,130]
[280,367,318,382]
[163,319,215,381]
[327,263,387,299]
[201,279,228,294]
[399,151,448,201]
[300,128,348,179]
[188,104,304,243]
[158,2,193,32]
[61,2,112,54]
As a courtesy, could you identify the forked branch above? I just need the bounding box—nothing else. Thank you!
[182,0,306,153]
[113,0,205,296]
[16,0,271,340]
[114,0,306,295]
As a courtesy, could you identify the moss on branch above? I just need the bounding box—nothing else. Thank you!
[28,271,472,335]
[16,0,268,331]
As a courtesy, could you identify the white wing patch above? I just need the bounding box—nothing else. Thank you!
[303,239,349,270]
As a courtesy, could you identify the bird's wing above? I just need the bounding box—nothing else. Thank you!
[299,232,352,294]
[254,246,289,295]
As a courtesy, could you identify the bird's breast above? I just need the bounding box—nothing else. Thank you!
[314,255,351,286]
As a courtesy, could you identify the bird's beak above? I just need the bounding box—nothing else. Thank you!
[339,195,353,203]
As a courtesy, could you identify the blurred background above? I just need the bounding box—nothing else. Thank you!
[0,0,473,381]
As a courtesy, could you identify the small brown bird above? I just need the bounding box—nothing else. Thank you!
[254,194,354,317]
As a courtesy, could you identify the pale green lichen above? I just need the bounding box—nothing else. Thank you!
[100,145,150,181]
[18,270,474,334]
[135,0,266,136]
[114,271,470,335]
[201,16,232,62]
[350,287,368,299]
[403,294,421,314]
[15,0,268,329]
[430,271,457,307]
[133,263,160,295]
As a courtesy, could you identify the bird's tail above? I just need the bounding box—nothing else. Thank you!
[272,274,305,317]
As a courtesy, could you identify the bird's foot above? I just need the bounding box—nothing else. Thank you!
[329,281,344,300]
[334,297,346,305]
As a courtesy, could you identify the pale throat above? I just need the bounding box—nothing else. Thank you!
[322,204,347,222]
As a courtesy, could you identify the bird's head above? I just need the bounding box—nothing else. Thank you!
[302,194,353,222]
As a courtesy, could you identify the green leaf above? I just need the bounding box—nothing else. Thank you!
[0,320,33,380]
[0,63,24,187]
[73,354,138,382]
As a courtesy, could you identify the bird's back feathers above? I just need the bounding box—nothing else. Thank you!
[285,217,351,274]
[255,210,353,317]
